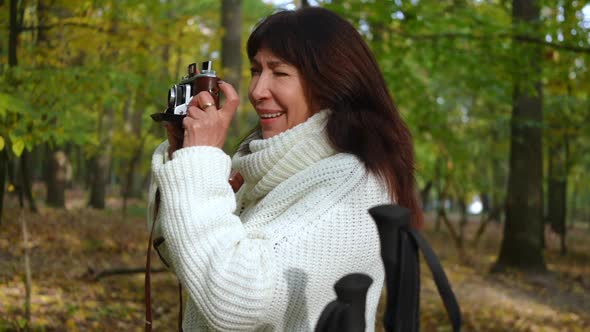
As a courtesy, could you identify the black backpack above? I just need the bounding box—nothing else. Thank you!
[315,204,462,332]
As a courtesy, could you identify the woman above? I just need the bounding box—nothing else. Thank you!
[148,7,423,331]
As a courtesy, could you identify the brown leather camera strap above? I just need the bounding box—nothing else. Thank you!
[145,172,243,331]
[145,190,159,332]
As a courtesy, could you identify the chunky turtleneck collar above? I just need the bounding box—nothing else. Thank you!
[232,109,335,201]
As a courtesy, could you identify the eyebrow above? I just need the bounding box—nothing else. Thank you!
[267,60,285,69]
[250,58,287,69]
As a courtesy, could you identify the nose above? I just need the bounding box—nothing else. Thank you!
[249,73,271,103]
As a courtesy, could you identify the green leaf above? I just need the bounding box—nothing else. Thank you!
[0,136,4,151]
[11,138,25,157]
[0,92,29,118]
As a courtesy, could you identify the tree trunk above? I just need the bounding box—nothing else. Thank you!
[438,204,463,255]
[420,180,433,211]
[221,0,242,91]
[122,96,145,215]
[20,150,38,212]
[4,0,17,219]
[434,156,445,231]
[546,3,575,253]
[0,150,7,224]
[88,153,110,209]
[472,206,502,245]
[490,154,505,224]
[122,144,143,210]
[9,0,18,68]
[122,147,142,214]
[476,127,507,243]
[7,158,23,207]
[493,0,545,272]
[0,0,4,63]
[88,105,113,209]
[458,195,467,250]
[547,138,567,254]
[5,0,27,214]
[37,0,67,209]
[89,6,118,209]
[45,146,68,208]
[221,0,243,138]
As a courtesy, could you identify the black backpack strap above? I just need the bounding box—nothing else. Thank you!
[391,231,420,332]
[370,204,420,332]
[369,204,461,332]
[409,229,462,332]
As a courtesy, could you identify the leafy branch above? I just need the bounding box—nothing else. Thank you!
[396,30,590,54]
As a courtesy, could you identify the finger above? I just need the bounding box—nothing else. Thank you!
[217,81,239,118]
[196,91,217,112]
[186,97,202,117]
[187,96,198,108]
[182,115,193,130]
[187,105,201,118]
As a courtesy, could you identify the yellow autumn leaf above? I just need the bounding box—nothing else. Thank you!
[66,318,77,330]
[11,138,24,157]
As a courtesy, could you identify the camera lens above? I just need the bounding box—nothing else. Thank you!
[177,85,186,104]
[168,86,177,107]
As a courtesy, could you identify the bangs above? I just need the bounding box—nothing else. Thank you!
[247,11,303,67]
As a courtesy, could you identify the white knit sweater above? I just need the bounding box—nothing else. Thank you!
[148,110,390,331]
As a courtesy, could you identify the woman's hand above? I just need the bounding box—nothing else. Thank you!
[182,81,239,149]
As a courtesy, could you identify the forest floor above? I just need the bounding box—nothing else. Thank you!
[0,190,589,331]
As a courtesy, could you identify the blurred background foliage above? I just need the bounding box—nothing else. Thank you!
[0,0,590,330]
[0,0,588,224]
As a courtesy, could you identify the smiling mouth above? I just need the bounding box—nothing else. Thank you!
[259,111,285,119]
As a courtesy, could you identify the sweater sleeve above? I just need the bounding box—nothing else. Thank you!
[146,140,175,269]
[153,146,276,331]
[147,140,168,229]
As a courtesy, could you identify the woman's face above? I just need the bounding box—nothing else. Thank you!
[248,48,314,139]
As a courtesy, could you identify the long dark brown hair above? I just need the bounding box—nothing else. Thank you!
[246,7,423,228]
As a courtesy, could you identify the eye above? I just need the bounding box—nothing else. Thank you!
[273,71,288,77]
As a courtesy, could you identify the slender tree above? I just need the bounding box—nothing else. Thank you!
[221,0,242,91]
[6,0,37,213]
[0,150,6,224]
[88,2,118,209]
[36,0,66,208]
[221,0,243,137]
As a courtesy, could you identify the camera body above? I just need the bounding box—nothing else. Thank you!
[151,61,220,123]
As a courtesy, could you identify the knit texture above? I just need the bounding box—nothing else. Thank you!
[148,110,390,331]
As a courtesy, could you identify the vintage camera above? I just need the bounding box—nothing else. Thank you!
[151,61,220,123]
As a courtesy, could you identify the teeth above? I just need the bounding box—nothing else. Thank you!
[260,112,284,119]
